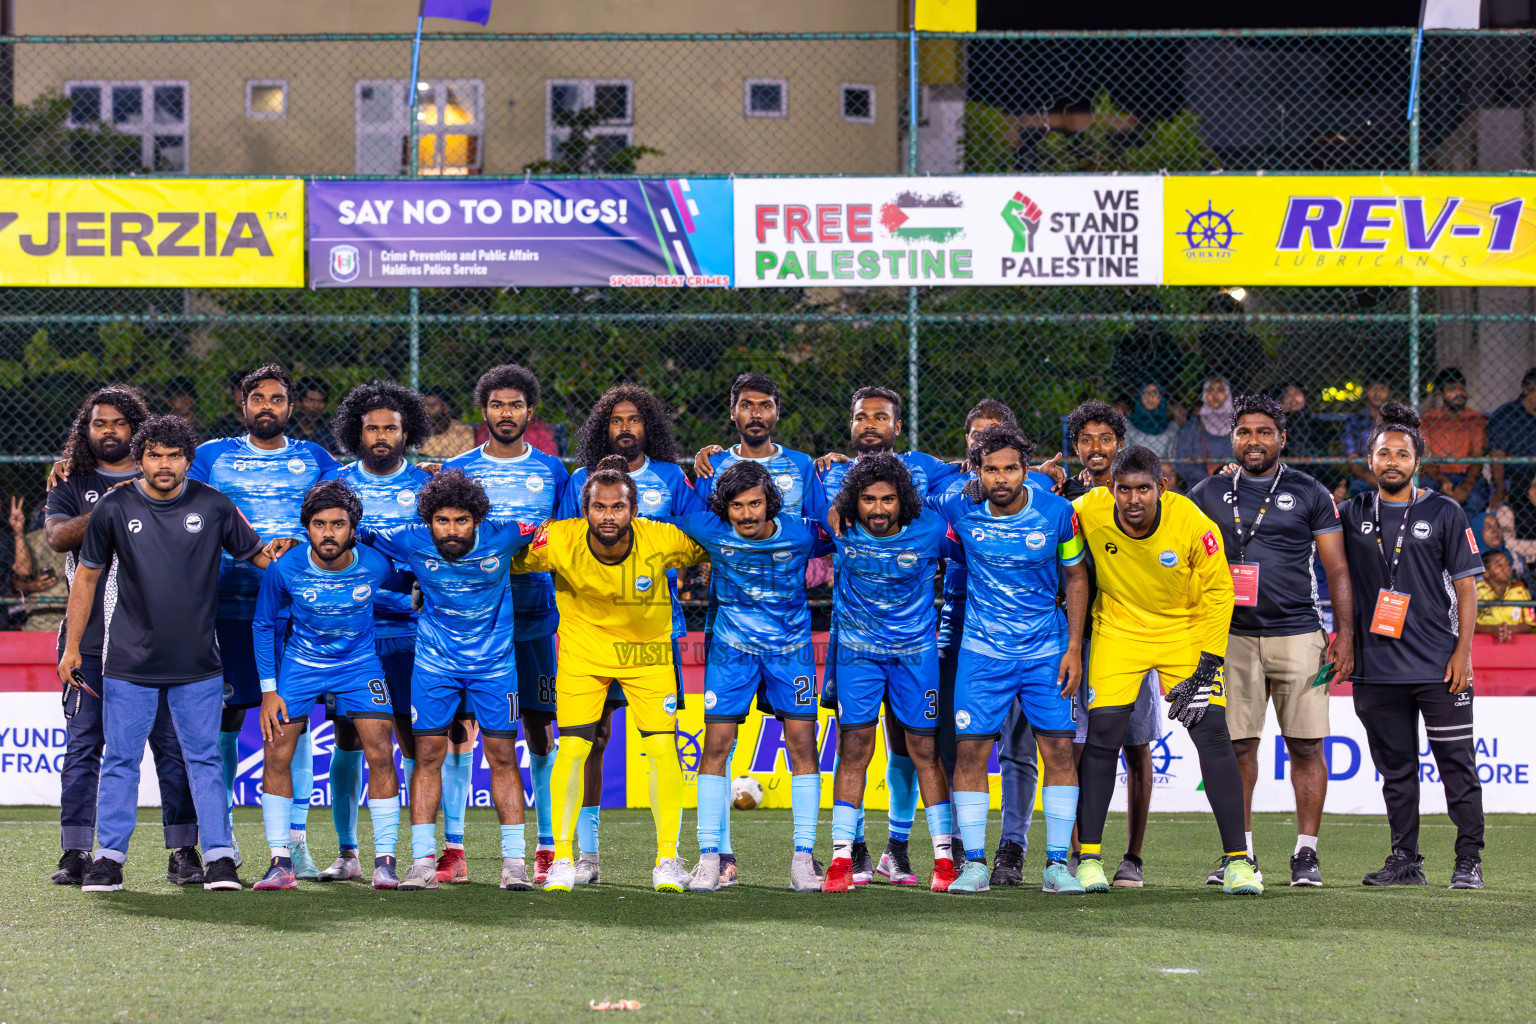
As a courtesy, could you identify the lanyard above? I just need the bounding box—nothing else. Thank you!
[1230,465,1284,563]
[1372,487,1417,591]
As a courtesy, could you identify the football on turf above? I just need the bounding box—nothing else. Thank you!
[731,775,764,810]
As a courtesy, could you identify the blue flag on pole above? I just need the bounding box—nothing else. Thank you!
[420,0,492,24]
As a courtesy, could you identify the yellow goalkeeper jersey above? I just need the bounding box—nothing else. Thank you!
[510,517,706,672]
[1071,487,1234,656]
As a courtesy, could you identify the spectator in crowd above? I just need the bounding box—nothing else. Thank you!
[1197,291,1264,396]
[1159,461,1183,495]
[1109,292,1184,405]
[207,371,249,440]
[1,497,56,629]
[288,376,339,453]
[1274,383,1341,496]
[21,509,67,635]
[1124,382,1179,458]
[1175,375,1233,483]
[1474,549,1533,642]
[1488,367,1536,539]
[165,377,208,441]
[1341,379,1392,496]
[1420,367,1488,515]
[417,385,477,459]
[1472,510,1527,580]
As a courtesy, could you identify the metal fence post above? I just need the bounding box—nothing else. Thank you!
[1408,32,1422,411]
[907,13,921,451]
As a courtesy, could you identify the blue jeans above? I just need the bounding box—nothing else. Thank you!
[938,643,1037,853]
[97,676,233,864]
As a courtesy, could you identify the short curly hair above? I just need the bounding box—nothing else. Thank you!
[474,363,541,412]
[832,451,921,530]
[574,383,681,468]
[417,469,491,524]
[131,415,199,463]
[581,454,639,512]
[964,397,1017,434]
[1230,392,1286,434]
[1066,400,1126,448]
[707,460,782,523]
[331,379,434,458]
[300,480,364,530]
[62,384,150,478]
[850,385,902,421]
[240,363,295,403]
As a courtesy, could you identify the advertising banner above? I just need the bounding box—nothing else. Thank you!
[734,175,1163,287]
[1165,175,1536,286]
[309,178,733,288]
[0,178,304,287]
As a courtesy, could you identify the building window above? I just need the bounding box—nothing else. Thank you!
[744,79,787,118]
[545,79,633,165]
[246,80,287,119]
[65,80,188,171]
[841,83,875,124]
[354,79,483,175]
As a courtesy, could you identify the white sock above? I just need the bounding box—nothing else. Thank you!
[289,828,306,845]
[832,839,852,860]
[414,854,434,866]
[1245,831,1254,858]
[446,840,464,851]
[270,846,289,859]
[1296,834,1318,855]
[932,834,952,861]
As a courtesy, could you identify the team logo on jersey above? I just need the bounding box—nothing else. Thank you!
[662,692,677,715]
[396,488,414,506]
[1201,530,1219,556]
[352,584,372,602]
[954,709,972,729]
[721,546,737,558]
[1466,527,1480,554]
[424,559,441,572]
[1276,492,1296,511]
[410,704,419,725]
[183,513,203,533]
[526,474,545,493]
[1159,550,1179,568]
[1103,541,1118,555]
[478,555,501,573]
[302,589,318,603]
[127,519,142,534]
[1025,530,1047,551]
[287,457,305,474]
[643,488,664,508]
[1412,520,1431,540]
[897,551,919,569]
[223,683,234,701]
[971,528,987,541]
[775,472,795,491]
[329,244,360,283]
[704,689,718,710]
[84,489,99,503]
[635,575,654,592]
[773,549,793,563]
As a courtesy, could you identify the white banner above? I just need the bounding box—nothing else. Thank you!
[734,175,1163,287]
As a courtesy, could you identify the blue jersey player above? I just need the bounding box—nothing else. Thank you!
[444,364,570,884]
[821,453,962,894]
[664,462,823,893]
[188,364,340,875]
[252,482,406,891]
[324,379,435,882]
[360,470,538,892]
[555,383,703,884]
[930,425,1090,895]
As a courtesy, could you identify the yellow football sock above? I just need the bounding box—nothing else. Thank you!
[550,735,592,861]
[1080,843,1102,858]
[640,732,683,865]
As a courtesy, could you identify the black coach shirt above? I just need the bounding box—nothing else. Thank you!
[1339,489,1483,685]
[45,467,140,657]
[1189,467,1341,637]
[79,479,264,686]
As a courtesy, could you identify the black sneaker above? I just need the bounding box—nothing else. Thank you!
[849,841,874,885]
[1204,855,1228,885]
[989,839,1024,886]
[167,847,205,885]
[51,849,90,886]
[203,856,243,891]
[1448,855,1484,890]
[1290,847,1322,887]
[1362,848,1426,886]
[81,856,123,893]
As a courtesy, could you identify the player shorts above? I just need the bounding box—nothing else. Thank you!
[600,638,682,712]
[1224,631,1330,741]
[704,641,817,724]
[558,660,678,735]
[215,617,264,711]
[1087,635,1227,714]
[514,634,559,717]
[376,633,416,716]
[1074,668,1160,746]
[278,658,393,724]
[411,667,519,738]
[955,648,1075,739]
[834,645,939,735]
[819,632,841,711]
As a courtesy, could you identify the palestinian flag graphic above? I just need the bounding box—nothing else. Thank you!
[878,189,965,244]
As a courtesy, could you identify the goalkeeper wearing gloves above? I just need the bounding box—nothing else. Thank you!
[1071,446,1260,895]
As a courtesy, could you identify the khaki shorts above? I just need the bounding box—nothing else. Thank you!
[1224,631,1330,741]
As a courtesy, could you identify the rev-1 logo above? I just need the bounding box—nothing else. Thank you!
[1278,196,1522,253]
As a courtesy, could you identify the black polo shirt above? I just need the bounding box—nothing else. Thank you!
[46,467,140,657]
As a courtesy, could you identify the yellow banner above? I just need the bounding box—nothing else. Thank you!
[0,179,304,287]
[915,0,976,32]
[1165,176,1536,286]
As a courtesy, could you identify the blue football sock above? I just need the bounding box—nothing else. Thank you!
[261,791,291,852]
[529,750,557,846]
[832,800,858,859]
[855,802,867,844]
[576,806,601,854]
[329,747,364,851]
[696,774,726,854]
[924,800,954,852]
[1043,785,1079,864]
[501,824,526,860]
[290,729,313,832]
[719,739,737,856]
[442,751,472,845]
[885,753,918,842]
[410,822,437,860]
[791,773,821,853]
[401,757,415,797]
[367,795,399,860]
[955,790,990,862]
[218,730,240,810]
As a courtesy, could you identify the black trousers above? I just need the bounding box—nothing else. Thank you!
[1353,682,1484,859]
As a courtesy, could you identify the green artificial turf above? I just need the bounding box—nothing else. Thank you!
[0,807,1528,1023]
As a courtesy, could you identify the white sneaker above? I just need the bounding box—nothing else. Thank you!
[574,852,601,886]
[500,858,533,890]
[318,853,362,882]
[690,852,721,892]
[544,856,576,892]
[790,850,825,892]
[652,857,691,892]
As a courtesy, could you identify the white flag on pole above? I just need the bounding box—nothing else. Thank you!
[1421,0,1480,29]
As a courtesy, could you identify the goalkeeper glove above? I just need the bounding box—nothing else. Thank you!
[1165,652,1223,728]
